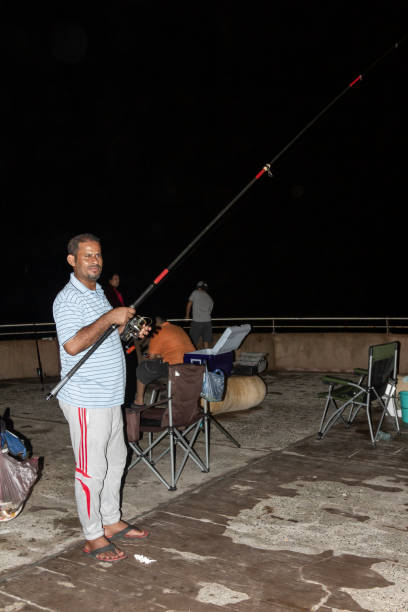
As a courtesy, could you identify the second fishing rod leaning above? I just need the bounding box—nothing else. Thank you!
[46,35,406,401]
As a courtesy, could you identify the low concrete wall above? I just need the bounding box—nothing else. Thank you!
[228,332,408,373]
[1,332,407,380]
[0,338,60,380]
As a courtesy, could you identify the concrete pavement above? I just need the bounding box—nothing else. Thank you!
[0,372,408,610]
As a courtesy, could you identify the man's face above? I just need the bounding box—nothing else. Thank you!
[67,240,103,288]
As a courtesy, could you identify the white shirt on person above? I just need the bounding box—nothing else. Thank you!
[53,273,125,409]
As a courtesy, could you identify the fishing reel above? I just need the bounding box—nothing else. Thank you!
[120,315,152,349]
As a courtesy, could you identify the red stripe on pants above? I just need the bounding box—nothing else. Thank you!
[77,407,88,475]
[76,477,91,518]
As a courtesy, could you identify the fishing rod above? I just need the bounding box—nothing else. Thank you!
[46,34,406,401]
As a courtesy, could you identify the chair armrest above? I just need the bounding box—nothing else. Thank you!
[321,375,354,386]
[127,397,173,412]
[354,368,367,376]
[321,375,365,391]
[148,397,172,409]
[127,404,147,415]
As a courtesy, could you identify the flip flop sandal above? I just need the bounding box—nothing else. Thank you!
[107,524,149,541]
[83,542,127,562]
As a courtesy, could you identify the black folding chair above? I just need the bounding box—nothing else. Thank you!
[317,342,400,445]
[125,363,210,490]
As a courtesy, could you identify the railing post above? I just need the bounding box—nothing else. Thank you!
[33,323,45,389]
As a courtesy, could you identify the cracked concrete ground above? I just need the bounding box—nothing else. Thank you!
[0,372,408,611]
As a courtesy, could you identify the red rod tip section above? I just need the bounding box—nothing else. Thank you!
[349,75,362,88]
[153,269,169,284]
[255,167,267,180]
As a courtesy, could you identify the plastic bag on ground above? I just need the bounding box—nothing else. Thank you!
[0,451,38,522]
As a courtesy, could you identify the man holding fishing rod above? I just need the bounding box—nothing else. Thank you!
[53,233,150,563]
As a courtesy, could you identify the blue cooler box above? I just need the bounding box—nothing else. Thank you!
[184,350,234,376]
[183,324,251,376]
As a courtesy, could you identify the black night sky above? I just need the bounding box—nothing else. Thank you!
[2,2,408,324]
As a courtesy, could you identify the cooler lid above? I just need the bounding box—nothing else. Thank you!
[211,324,251,354]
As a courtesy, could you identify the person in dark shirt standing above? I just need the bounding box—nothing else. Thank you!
[104,273,125,307]
[103,272,138,409]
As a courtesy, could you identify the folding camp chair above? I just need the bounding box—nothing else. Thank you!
[317,341,400,445]
[125,363,210,490]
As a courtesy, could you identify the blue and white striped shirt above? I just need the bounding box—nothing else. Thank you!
[53,273,125,409]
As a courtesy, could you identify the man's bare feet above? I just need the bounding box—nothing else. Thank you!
[104,520,148,540]
[83,535,126,561]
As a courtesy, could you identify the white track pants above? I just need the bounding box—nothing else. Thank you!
[59,401,127,541]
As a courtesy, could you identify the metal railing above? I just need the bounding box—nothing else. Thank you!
[206,317,408,335]
[177,317,408,334]
[0,323,56,339]
[1,317,408,340]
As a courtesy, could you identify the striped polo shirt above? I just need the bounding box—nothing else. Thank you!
[53,273,125,409]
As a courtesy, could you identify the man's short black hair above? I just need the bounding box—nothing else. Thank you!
[155,315,167,324]
[150,315,167,337]
[67,233,101,256]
